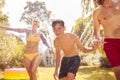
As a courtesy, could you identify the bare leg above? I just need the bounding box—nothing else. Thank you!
[112,66,120,80]
[23,56,31,77]
[67,72,75,80]
[30,54,41,80]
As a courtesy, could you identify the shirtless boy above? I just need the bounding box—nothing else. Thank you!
[93,0,120,80]
[52,19,97,80]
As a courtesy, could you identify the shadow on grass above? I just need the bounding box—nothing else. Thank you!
[76,66,115,80]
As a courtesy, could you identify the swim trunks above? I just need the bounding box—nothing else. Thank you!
[103,38,120,67]
[59,55,80,79]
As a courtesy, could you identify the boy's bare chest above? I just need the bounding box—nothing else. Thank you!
[59,37,74,47]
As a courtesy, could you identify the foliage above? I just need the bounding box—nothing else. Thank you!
[80,0,95,17]
[73,0,94,46]
[0,29,25,70]
[73,16,92,39]
[72,17,90,38]
[80,52,110,68]
[0,0,5,9]
[99,57,110,68]
[20,0,52,25]
[0,0,9,26]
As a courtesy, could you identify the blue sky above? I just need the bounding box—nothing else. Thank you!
[3,0,81,32]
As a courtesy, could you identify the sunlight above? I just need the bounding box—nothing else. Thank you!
[3,0,81,32]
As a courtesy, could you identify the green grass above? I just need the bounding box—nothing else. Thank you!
[0,66,115,80]
[0,69,3,79]
[76,66,114,80]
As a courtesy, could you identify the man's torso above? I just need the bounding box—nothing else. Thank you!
[97,1,120,38]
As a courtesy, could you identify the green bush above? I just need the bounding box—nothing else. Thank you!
[100,57,110,68]
[0,31,25,70]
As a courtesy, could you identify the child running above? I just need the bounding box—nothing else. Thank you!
[52,19,97,80]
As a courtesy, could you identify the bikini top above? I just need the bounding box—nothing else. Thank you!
[27,34,41,42]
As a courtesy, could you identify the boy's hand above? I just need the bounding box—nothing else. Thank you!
[53,70,58,80]
[92,41,99,50]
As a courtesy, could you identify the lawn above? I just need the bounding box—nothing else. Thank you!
[76,66,114,80]
[0,66,115,80]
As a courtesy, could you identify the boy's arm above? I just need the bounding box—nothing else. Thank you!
[54,39,61,79]
[74,35,97,53]
[0,26,28,33]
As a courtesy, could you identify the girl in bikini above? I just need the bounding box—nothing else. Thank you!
[0,18,50,80]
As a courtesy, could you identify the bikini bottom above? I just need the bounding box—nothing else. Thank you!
[24,52,39,61]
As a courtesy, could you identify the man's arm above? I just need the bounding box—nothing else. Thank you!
[93,10,101,41]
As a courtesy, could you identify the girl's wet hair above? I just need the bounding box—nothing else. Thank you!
[95,0,105,5]
[52,19,64,27]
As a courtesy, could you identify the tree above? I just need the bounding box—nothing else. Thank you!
[20,0,52,25]
[72,16,92,45]
[0,0,9,26]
